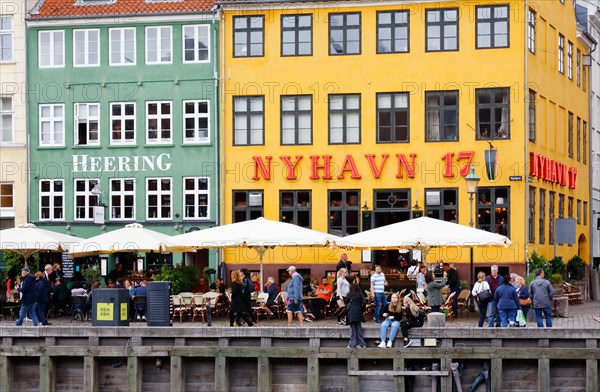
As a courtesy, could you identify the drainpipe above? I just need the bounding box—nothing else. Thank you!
[587,31,597,270]
[211,4,220,271]
[524,0,530,275]
[219,4,226,278]
[24,0,31,224]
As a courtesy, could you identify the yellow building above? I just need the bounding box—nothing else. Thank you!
[218,0,592,283]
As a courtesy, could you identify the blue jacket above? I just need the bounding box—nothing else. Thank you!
[287,273,303,301]
[18,273,37,305]
[36,279,50,304]
[494,283,520,310]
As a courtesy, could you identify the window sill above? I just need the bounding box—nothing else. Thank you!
[145,143,174,147]
[73,145,102,149]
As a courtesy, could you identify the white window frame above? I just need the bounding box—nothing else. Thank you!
[183,100,210,144]
[146,101,172,144]
[183,177,209,220]
[0,16,13,62]
[73,29,100,67]
[39,30,64,68]
[1,96,13,144]
[0,182,15,218]
[74,103,100,146]
[74,179,99,221]
[567,41,573,80]
[110,178,136,221]
[39,179,64,221]
[183,25,210,63]
[558,34,564,74]
[109,27,136,66]
[145,26,172,65]
[110,102,136,145]
[39,104,65,146]
[146,177,172,221]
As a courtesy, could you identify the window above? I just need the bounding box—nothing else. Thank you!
[567,112,573,157]
[329,94,360,144]
[109,27,135,65]
[377,10,409,53]
[183,100,210,143]
[539,189,545,245]
[1,96,13,143]
[233,96,263,146]
[281,95,312,145]
[477,187,509,236]
[74,179,99,221]
[233,190,263,223]
[280,190,311,228]
[329,12,361,55]
[328,190,360,236]
[73,29,99,67]
[583,121,587,164]
[40,179,64,221]
[183,177,209,220]
[558,34,564,74]
[529,90,536,142]
[281,14,312,56]
[234,16,264,57]
[110,102,135,144]
[558,194,564,218]
[0,16,13,62]
[424,189,458,222]
[146,26,172,64]
[576,49,581,86]
[147,178,171,220]
[110,179,135,220]
[183,25,209,63]
[529,187,535,243]
[377,92,409,143]
[576,117,581,161]
[583,201,587,226]
[39,30,64,68]
[476,5,509,48]
[567,41,573,80]
[425,91,458,142]
[426,8,458,51]
[576,199,581,224]
[567,196,573,219]
[549,191,555,245]
[374,190,410,210]
[74,103,100,146]
[527,9,535,53]
[476,88,510,139]
[0,183,14,215]
[39,104,64,146]
[147,101,172,144]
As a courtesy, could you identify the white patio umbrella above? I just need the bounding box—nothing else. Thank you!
[0,223,83,266]
[166,217,341,287]
[69,223,188,258]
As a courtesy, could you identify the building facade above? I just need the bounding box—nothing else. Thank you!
[219,0,593,282]
[26,0,220,272]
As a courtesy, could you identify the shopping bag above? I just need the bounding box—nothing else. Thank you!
[516,309,527,327]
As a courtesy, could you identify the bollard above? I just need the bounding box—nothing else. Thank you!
[427,312,446,328]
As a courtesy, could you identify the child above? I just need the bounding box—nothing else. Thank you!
[346,283,366,349]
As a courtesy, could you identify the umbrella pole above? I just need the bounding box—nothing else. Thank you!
[257,247,266,289]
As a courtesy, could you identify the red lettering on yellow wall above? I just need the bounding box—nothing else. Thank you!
[569,168,578,189]
[545,157,552,181]
[364,154,389,179]
[279,156,303,180]
[252,156,272,180]
[457,151,475,177]
[396,153,416,178]
[310,155,332,180]
[529,152,538,177]
[441,153,454,177]
[529,152,577,189]
[337,155,361,179]
[538,156,546,180]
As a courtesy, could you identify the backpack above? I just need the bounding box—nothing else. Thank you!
[242,278,253,295]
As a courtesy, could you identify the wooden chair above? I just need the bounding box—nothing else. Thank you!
[171,295,185,323]
[276,291,288,319]
[192,295,205,322]
[456,289,471,316]
[323,294,337,319]
[251,292,269,320]
[440,292,456,321]
[270,292,285,319]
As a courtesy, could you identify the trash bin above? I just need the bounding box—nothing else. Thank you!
[92,288,130,327]
[147,281,172,327]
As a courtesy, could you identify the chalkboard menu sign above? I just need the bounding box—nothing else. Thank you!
[62,252,74,279]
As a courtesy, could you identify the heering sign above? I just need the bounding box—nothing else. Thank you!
[72,153,172,173]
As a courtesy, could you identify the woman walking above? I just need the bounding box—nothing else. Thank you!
[346,283,366,349]
[471,271,492,327]
[229,270,253,327]
[378,293,403,348]
[494,274,521,328]
[336,268,350,325]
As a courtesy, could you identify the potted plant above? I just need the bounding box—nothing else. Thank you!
[566,255,586,299]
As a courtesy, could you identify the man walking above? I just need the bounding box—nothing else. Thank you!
[486,265,503,327]
[15,267,39,326]
[286,266,304,327]
[442,262,461,318]
[529,268,554,328]
[370,264,388,323]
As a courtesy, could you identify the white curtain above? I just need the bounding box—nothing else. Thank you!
[426,95,440,141]
[499,91,509,138]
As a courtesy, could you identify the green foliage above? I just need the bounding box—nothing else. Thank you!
[3,252,25,274]
[81,266,101,288]
[549,256,566,276]
[551,273,564,285]
[527,251,551,280]
[525,273,537,287]
[566,256,586,282]
[153,265,200,294]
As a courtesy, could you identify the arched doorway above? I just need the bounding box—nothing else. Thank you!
[578,234,588,259]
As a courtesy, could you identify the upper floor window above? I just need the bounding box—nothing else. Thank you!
[39,104,64,146]
[39,30,64,68]
[183,25,209,63]
[567,112,573,158]
[183,100,210,144]
[0,183,14,215]
[280,190,311,228]
[476,5,509,49]
[539,189,545,245]
[234,16,264,57]
[74,103,100,146]
[281,95,312,145]
[377,10,409,53]
[576,49,581,86]
[567,41,573,80]
[110,102,136,145]
[0,16,13,62]
[558,34,564,74]
[528,186,535,243]
[110,179,135,221]
[377,92,409,143]
[583,121,587,164]
[40,179,64,221]
[476,88,510,139]
[424,188,458,222]
[527,9,535,53]
[146,26,172,64]
[233,190,263,223]
[233,96,264,145]
[73,29,99,67]
[147,178,172,220]
[329,94,360,144]
[425,91,458,142]
[1,96,13,143]
[74,179,99,221]
[329,13,361,55]
[109,27,135,66]
[426,8,458,52]
[147,101,172,144]
[328,190,360,236]
[576,117,581,162]
[281,14,312,56]
[528,89,536,142]
[184,177,209,220]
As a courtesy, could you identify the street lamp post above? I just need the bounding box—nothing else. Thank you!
[465,165,480,286]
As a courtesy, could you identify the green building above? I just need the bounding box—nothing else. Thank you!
[26,0,219,276]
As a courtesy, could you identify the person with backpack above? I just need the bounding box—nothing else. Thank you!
[400,296,425,348]
[240,269,257,326]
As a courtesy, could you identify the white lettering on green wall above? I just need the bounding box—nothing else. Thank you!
[72,154,172,173]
